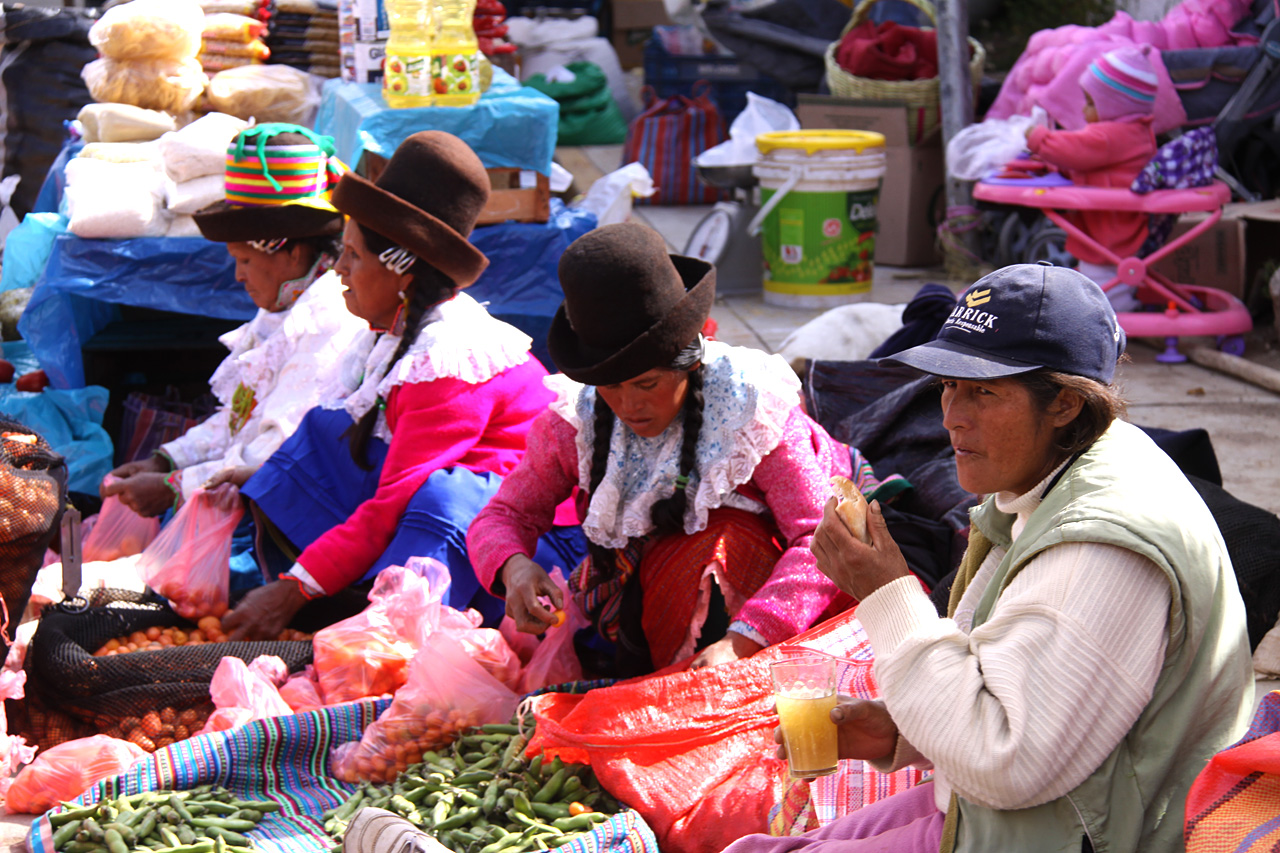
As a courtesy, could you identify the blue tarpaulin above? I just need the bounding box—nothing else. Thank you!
[315,67,559,174]
[0,341,112,494]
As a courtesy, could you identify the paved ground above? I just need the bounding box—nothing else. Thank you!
[557,144,1280,516]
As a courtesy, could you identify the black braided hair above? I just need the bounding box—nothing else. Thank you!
[584,337,706,676]
[345,222,458,470]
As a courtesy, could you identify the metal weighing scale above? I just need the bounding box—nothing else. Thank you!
[683,163,762,295]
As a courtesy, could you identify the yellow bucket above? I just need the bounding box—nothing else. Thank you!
[750,130,887,308]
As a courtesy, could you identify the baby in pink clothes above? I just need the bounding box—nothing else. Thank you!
[1025,45,1159,310]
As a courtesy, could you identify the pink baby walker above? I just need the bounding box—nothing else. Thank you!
[974,161,1252,362]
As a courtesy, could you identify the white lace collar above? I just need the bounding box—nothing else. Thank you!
[333,292,533,440]
[546,340,801,548]
[207,270,344,405]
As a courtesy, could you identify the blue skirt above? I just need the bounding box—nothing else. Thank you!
[243,407,586,626]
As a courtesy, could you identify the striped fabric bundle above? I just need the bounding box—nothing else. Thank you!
[30,698,660,853]
[224,143,344,206]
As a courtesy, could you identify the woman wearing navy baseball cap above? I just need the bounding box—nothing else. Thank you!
[727,263,1252,853]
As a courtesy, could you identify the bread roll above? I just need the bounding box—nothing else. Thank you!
[830,476,870,544]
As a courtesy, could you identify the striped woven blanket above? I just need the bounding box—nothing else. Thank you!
[28,699,659,853]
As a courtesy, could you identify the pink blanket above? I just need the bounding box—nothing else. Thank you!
[986,0,1258,133]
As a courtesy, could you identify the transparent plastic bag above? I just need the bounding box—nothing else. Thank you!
[519,569,586,693]
[82,476,161,563]
[279,666,325,713]
[4,735,146,814]
[82,56,208,114]
[311,567,427,705]
[77,103,175,144]
[330,632,519,783]
[198,655,293,736]
[157,112,250,183]
[64,158,169,240]
[88,0,204,61]
[206,64,320,125]
[136,485,243,620]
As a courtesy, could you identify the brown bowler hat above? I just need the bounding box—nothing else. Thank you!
[330,131,490,288]
[548,222,715,386]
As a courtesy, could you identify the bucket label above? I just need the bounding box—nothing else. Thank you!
[761,188,879,295]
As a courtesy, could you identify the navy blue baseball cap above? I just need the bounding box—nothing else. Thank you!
[881,263,1127,384]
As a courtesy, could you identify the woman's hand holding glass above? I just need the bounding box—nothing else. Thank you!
[811,498,912,602]
[501,553,563,633]
[773,697,899,764]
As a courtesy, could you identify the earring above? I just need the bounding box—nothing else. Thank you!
[397,290,406,300]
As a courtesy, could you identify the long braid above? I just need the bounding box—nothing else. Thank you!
[584,391,618,579]
[648,365,704,535]
[346,224,456,469]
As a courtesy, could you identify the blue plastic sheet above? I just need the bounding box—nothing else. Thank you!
[0,342,112,494]
[19,234,249,389]
[0,212,66,293]
[468,200,596,370]
[315,67,560,174]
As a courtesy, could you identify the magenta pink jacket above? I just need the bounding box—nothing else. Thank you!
[467,405,853,647]
[1027,118,1157,265]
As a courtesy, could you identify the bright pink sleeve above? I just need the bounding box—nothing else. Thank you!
[467,411,579,594]
[298,376,495,594]
[1027,123,1135,172]
[732,409,853,646]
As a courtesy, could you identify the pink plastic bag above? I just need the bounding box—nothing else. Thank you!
[198,655,294,735]
[0,668,35,800]
[330,632,519,783]
[279,666,325,713]
[83,476,161,562]
[519,569,586,693]
[5,735,146,814]
[136,484,243,620]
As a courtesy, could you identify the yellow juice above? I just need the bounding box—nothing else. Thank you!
[776,690,838,778]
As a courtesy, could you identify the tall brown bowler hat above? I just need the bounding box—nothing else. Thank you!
[548,222,715,386]
[330,130,490,287]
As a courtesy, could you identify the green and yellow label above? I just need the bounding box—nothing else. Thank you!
[761,188,879,295]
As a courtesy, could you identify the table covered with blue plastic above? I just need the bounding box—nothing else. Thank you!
[314,67,559,175]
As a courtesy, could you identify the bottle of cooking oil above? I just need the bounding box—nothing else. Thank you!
[428,0,480,106]
[383,0,433,108]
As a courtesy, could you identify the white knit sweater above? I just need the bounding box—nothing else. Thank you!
[858,464,1171,813]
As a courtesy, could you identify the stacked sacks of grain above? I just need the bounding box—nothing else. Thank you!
[199,12,271,75]
[80,0,208,115]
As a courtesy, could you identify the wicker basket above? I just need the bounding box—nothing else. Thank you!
[824,0,986,141]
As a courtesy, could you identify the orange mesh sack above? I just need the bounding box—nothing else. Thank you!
[528,648,793,853]
[136,485,243,620]
[330,632,519,783]
[5,734,146,814]
[1185,690,1280,852]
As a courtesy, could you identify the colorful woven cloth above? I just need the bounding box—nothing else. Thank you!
[29,699,660,853]
[1185,690,1280,852]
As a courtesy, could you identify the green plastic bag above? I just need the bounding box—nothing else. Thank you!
[526,61,628,146]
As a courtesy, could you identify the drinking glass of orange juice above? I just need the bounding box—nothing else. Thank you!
[771,654,838,779]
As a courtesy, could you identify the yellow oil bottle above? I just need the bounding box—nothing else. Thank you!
[383,0,433,108]
[428,0,480,106]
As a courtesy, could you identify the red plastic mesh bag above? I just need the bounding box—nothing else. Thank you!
[528,648,792,853]
[1185,690,1280,852]
[5,734,146,814]
[136,485,243,620]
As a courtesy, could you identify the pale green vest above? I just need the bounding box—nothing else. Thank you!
[945,420,1253,853]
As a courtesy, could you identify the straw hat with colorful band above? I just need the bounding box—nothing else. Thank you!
[193,124,347,244]
[330,130,490,289]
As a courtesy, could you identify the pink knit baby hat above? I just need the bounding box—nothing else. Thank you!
[1079,45,1159,122]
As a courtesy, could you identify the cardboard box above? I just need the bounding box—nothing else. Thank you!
[354,0,389,41]
[352,40,386,84]
[795,95,944,268]
[612,0,671,69]
[1148,202,1280,301]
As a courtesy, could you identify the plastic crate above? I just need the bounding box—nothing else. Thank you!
[642,40,792,125]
